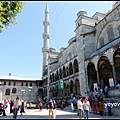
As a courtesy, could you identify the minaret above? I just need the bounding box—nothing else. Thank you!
[42,2,50,77]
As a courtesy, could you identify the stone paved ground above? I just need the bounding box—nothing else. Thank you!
[0,108,120,119]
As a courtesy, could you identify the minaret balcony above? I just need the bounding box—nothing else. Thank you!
[43,21,50,26]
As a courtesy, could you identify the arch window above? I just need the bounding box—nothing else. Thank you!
[99,37,104,48]
[30,82,32,86]
[107,25,114,42]
[21,82,23,86]
[26,82,28,86]
[12,88,17,93]
[5,88,10,95]
[13,82,16,86]
[8,82,11,86]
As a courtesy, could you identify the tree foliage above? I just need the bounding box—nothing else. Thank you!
[0,1,25,32]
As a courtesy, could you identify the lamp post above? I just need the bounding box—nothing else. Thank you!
[21,89,25,100]
[28,86,32,101]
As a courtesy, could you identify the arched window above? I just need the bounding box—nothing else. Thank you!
[30,82,32,86]
[26,82,28,86]
[5,88,10,95]
[21,82,23,86]
[13,82,16,86]
[12,88,17,93]
[74,59,79,73]
[99,37,104,48]
[107,25,114,42]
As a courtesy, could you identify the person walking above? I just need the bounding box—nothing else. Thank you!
[13,97,19,119]
[48,99,54,119]
[20,100,25,115]
[77,96,84,119]
[83,97,91,119]
[38,101,43,111]
[97,97,104,116]
[0,103,7,116]
[52,99,56,119]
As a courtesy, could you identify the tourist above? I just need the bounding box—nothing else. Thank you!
[97,97,104,116]
[13,97,19,119]
[48,99,54,119]
[38,101,43,111]
[77,96,84,119]
[83,97,91,119]
[52,99,56,119]
[20,100,25,115]
[0,103,7,116]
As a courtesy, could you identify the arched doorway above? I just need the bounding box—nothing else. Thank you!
[87,62,97,90]
[98,56,113,88]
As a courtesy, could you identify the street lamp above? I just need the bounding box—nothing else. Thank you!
[28,86,32,101]
[21,89,25,100]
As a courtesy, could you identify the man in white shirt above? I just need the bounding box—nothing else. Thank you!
[77,96,84,118]
[83,97,91,119]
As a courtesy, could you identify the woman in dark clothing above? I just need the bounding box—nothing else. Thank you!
[10,100,14,114]
[20,101,25,115]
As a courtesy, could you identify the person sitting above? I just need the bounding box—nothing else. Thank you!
[0,103,7,116]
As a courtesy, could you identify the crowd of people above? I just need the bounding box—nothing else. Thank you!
[0,97,26,119]
[0,84,113,119]
[70,85,113,119]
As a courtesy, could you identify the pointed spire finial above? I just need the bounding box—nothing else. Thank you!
[45,2,49,13]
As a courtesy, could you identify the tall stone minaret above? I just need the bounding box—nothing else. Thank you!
[42,2,50,77]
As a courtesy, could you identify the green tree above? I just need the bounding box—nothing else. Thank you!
[0,1,25,32]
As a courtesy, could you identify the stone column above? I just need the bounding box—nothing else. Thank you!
[85,69,89,91]
[96,68,100,83]
[111,62,117,86]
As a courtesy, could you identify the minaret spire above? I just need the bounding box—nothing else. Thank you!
[42,2,50,77]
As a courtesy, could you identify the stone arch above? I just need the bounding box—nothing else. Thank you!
[98,56,113,88]
[75,78,80,95]
[59,68,62,79]
[5,88,10,95]
[74,59,79,73]
[63,66,66,78]
[52,73,54,82]
[113,48,120,83]
[70,80,74,95]
[12,88,17,94]
[69,62,73,75]
[56,70,59,80]
[87,62,97,90]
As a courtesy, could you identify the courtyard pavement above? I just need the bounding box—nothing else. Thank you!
[0,108,120,119]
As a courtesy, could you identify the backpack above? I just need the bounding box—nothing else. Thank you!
[48,102,53,109]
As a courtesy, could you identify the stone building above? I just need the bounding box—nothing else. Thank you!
[0,73,43,101]
[41,1,120,100]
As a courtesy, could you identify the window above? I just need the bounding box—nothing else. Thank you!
[5,88,10,95]
[99,37,104,48]
[12,88,17,94]
[107,25,114,42]
[30,82,32,86]
[4,82,6,85]
[26,82,28,86]
[8,82,11,86]
[21,82,23,86]
[13,82,16,86]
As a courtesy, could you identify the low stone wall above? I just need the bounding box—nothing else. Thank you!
[108,89,120,98]
[111,108,120,116]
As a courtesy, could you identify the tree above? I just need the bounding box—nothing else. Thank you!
[0,1,25,32]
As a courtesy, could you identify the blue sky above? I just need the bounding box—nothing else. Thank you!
[0,1,115,79]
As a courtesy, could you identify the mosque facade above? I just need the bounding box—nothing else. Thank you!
[42,2,120,100]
